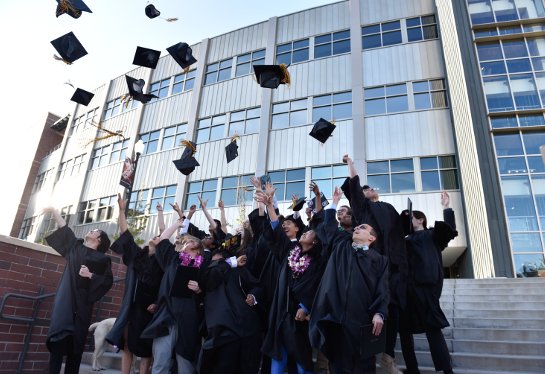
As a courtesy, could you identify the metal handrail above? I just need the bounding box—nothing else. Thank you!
[0,290,56,323]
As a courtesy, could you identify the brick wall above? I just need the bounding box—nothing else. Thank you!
[0,235,126,373]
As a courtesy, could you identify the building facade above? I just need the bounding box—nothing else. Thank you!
[14,0,545,278]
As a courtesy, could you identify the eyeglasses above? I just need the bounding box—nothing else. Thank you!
[363,187,379,191]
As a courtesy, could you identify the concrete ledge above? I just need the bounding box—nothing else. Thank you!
[0,234,58,255]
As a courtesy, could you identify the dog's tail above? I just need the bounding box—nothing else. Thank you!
[88,322,100,332]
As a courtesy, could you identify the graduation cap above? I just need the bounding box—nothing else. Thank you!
[167,42,197,71]
[133,46,161,69]
[173,140,200,175]
[306,192,329,213]
[309,118,336,144]
[55,0,92,19]
[225,137,239,163]
[290,196,307,212]
[51,32,88,64]
[145,4,161,18]
[253,64,291,89]
[70,88,94,106]
[124,75,158,104]
[221,233,242,255]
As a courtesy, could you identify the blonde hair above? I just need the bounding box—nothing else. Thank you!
[182,235,204,254]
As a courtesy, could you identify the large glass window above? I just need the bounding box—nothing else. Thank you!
[406,15,438,42]
[185,179,218,209]
[228,108,260,136]
[205,59,233,85]
[413,79,448,110]
[367,159,415,193]
[467,0,545,25]
[162,123,188,150]
[272,99,308,129]
[311,165,346,199]
[364,84,408,116]
[312,92,352,122]
[129,189,150,216]
[172,70,196,94]
[220,174,253,206]
[197,115,226,143]
[19,216,36,240]
[235,49,265,77]
[276,39,309,65]
[268,168,306,201]
[96,196,116,222]
[150,185,177,214]
[314,30,351,59]
[110,139,129,163]
[149,78,171,101]
[362,20,402,50]
[141,130,161,154]
[421,155,459,191]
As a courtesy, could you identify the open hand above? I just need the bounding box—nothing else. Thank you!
[237,255,247,267]
[372,313,384,336]
[441,191,450,209]
[250,176,261,190]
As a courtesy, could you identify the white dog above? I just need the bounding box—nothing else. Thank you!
[88,318,116,371]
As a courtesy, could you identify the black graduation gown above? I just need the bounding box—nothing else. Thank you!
[106,230,163,357]
[309,209,389,368]
[45,225,113,354]
[261,223,326,371]
[341,175,408,308]
[140,239,202,361]
[404,208,457,333]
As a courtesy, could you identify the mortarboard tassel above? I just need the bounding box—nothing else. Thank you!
[165,17,178,22]
[57,0,82,18]
[279,64,291,86]
[181,140,197,154]
[53,54,72,65]
[120,94,132,109]
[230,135,240,143]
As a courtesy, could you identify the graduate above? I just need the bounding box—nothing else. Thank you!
[399,192,457,374]
[309,187,389,374]
[42,206,113,374]
[140,219,204,374]
[255,183,326,374]
[341,154,408,373]
[106,195,164,374]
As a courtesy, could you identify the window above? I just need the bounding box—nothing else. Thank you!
[413,79,448,110]
[220,174,253,206]
[268,168,305,201]
[141,130,161,154]
[235,49,265,77]
[72,154,86,175]
[364,84,408,116]
[467,0,545,25]
[78,200,97,224]
[228,108,260,136]
[162,123,188,150]
[311,165,346,199]
[362,20,402,50]
[104,97,137,120]
[276,39,309,65]
[150,185,177,214]
[272,99,308,129]
[172,70,196,94]
[196,115,226,143]
[367,159,415,193]
[421,156,459,191]
[185,179,218,209]
[129,189,150,216]
[406,15,438,42]
[91,145,110,169]
[312,92,352,122]
[149,78,171,101]
[70,108,98,136]
[110,139,129,163]
[33,169,53,193]
[19,217,36,240]
[57,154,86,181]
[205,58,233,85]
[491,114,545,129]
[96,196,116,222]
[314,30,351,59]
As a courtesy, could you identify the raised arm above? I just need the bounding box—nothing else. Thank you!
[42,206,66,229]
[116,194,129,234]
[218,200,229,233]
[310,181,322,214]
[341,155,368,225]
[160,218,184,241]
[197,195,217,231]
[156,203,166,234]
[344,154,358,178]
[433,191,458,249]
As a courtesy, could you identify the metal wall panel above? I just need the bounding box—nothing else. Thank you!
[140,92,194,133]
[272,54,352,102]
[363,40,445,86]
[365,110,455,159]
[207,23,268,63]
[81,163,124,200]
[134,148,186,191]
[360,0,435,24]
[276,2,350,43]
[267,121,353,170]
[199,75,263,117]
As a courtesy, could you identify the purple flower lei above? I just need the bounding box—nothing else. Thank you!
[287,245,311,278]
[179,251,203,268]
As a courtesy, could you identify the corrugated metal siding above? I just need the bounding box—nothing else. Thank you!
[365,110,455,159]
[81,163,125,200]
[199,75,263,117]
[92,110,139,148]
[134,148,186,191]
[140,93,194,133]
[207,23,268,63]
[362,40,445,86]
[277,2,350,43]
[272,54,352,102]
[267,121,353,170]
[152,43,202,80]
[360,0,435,24]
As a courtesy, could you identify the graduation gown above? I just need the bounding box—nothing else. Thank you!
[404,208,457,333]
[309,209,389,368]
[106,230,163,357]
[261,223,326,371]
[140,239,202,361]
[45,225,113,354]
[341,175,408,308]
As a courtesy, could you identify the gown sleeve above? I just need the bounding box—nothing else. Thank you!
[87,257,113,303]
[45,225,79,257]
[432,208,458,250]
[109,230,141,265]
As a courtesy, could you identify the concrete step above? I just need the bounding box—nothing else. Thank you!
[452,317,545,329]
[452,327,545,342]
[450,301,545,310]
[450,278,545,284]
[81,351,126,371]
[74,363,122,374]
[447,294,544,302]
[449,287,544,295]
[453,308,545,319]
[452,339,545,356]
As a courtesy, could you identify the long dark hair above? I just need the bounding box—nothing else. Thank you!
[237,226,254,256]
[413,210,427,229]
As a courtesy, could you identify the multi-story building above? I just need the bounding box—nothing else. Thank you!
[13,0,545,278]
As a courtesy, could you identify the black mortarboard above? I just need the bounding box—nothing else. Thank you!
[133,46,161,69]
[291,197,307,212]
[56,0,92,19]
[51,32,88,64]
[221,233,242,255]
[225,139,239,163]
[145,4,161,18]
[253,64,291,89]
[167,42,197,70]
[309,118,336,143]
[70,88,94,106]
[173,141,199,175]
[307,192,329,213]
[125,75,158,104]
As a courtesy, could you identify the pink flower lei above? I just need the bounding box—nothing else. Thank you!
[287,245,311,278]
[179,251,203,268]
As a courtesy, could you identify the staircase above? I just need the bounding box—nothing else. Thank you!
[79,278,545,373]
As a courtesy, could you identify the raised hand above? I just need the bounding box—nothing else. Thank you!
[42,206,56,214]
[342,154,352,164]
[189,204,197,215]
[264,182,276,198]
[250,176,262,190]
[309,181,320,195]
[218,200,225,209]
[441,191,450,209]
[169,201,181,212]
[254,191,270,205]
[197,195,208,209]
[332,186,342,204]
[156,202,164,212]
[116,193,127,211]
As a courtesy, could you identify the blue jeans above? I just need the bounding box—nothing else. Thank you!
[270,347,312,374]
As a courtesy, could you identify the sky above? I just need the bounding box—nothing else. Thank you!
[0,0,336,235]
